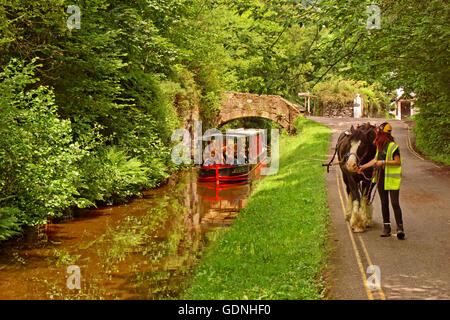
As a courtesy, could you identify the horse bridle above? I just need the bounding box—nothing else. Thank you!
[324,124,376,173]
[345,148,369,168]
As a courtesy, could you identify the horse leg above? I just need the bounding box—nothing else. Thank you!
[360,181,373,227]
[349,182,365,233]
[346,193,352,222]
[342,173,352,222]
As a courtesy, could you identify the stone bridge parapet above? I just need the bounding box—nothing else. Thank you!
[217,91,304,133]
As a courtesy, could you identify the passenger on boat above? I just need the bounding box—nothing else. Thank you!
[204,144,247,166]
[234,144,247,165]
[223,144,243,165]
[204,148,217,166]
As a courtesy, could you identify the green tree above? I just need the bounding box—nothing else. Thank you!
[313,0,449,158]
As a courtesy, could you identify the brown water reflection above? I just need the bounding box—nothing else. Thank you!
[0,168,260,300]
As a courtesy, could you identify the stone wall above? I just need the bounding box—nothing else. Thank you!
[175,91,200,136]
[321,102,354,118]
[217,91,304,133]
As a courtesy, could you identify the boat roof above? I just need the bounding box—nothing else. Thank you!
[201,129,264,141]
[201,132,247,141]
[229,128,264,135]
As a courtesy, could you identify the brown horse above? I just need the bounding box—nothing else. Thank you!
[337,123,377,232]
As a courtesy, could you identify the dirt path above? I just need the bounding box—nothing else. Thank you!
[310,117,450,300]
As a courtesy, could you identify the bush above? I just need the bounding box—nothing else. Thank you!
[115,112,173,188]
[0,207,22,241]
[0,59,88,227]
[78,146,150,205]
[314,78,390,117]
[414,98,450,164]
[0,57,182,242]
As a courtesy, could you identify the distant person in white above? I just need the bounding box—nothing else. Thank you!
[354,93,362,118]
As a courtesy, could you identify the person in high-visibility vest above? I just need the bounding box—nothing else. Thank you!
[358,122,405,240]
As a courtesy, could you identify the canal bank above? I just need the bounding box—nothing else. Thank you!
[183,118,332,300]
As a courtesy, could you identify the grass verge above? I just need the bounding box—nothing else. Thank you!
[412,126,450,166]
[183,118,332,299]
[414,141,450,166]
[417,150,450,166]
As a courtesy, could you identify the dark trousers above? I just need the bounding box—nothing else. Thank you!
[378,175,404,228]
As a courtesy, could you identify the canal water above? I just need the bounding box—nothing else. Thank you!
[0,168,261,300]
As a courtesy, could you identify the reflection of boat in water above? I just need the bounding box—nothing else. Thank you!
[197,182,249,201]
[197,181,251,228]
[198,129,267,184]
[196,150,267,229]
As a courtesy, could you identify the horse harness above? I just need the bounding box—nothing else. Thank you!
[324,127,380,205]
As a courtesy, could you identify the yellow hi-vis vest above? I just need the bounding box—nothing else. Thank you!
[373,142,402,190]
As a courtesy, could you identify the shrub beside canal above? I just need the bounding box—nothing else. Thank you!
[184,118,332,299]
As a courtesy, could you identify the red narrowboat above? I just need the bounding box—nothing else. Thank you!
[198,129,267,184]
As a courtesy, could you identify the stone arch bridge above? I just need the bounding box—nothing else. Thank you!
[216,92,304,133]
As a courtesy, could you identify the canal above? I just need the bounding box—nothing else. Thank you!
[0,168,262,300]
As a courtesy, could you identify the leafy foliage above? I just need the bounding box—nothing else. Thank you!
[415,99,450,164]
[314,77,391,116]
[0,60,157,237]
[315,0,450,159]
[0,60,87,226]
[0,207,22,241]
[78,146,150,205]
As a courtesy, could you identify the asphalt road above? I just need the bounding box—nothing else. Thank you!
[309,116,450,300]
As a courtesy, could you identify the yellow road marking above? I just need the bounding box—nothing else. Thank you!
[357,234,386,300]
[406,127,441,169]
[339,171,386,300]
[406,127,425,160]
[335,170,374,300]
[337,170,387,300]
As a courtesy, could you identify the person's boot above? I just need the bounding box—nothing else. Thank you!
[380,223,391,237]
[396,225,405,240]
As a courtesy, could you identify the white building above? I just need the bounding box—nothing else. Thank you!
[394,90,419,120]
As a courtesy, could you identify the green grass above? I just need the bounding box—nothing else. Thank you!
[415,147,450,166]
[413,128,450,166]
[404,115,417,121]
[183,118,332,300]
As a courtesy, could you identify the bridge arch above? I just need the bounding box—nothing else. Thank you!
[218,116,284,129]
[216,92,303,133]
